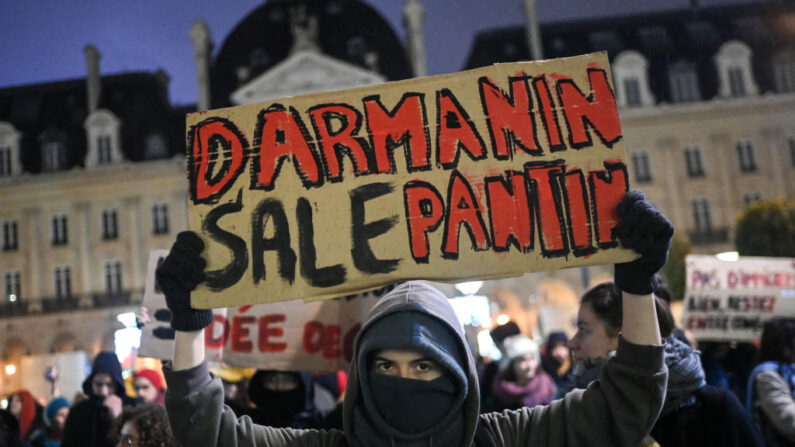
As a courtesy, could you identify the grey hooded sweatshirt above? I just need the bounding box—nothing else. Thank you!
[164,281,667,447]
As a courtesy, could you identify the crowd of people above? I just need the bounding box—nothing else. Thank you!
[1,190,793,446]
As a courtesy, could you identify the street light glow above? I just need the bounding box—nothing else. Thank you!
[5,364,16,375]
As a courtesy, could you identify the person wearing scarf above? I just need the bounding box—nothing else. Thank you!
[157,190,673,447]
[490,335,556,411]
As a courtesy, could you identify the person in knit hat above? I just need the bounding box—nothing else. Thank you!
[62,352,132,447]
[133,369,165,406]
[30,397,69,447]
[8,389,39,441]
[488,335,556,411]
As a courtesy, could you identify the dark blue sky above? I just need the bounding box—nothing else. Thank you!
[0,0,752,105]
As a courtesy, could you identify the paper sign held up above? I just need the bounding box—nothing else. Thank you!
[186,52,635,308]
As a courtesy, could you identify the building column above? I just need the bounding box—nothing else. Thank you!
[403,0,427,77]
[75,201,92,295]
[123,197,142,291]
[760,127,785,197]
[709,132,736,239]
[189,21,213,111]
[21,208,44,299]
[522,0,543,60]
[657,137,685,231]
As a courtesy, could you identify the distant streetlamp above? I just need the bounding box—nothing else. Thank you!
[5,364,16,376]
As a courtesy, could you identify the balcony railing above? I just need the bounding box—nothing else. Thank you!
[0,290,139,319]
[688,227,729,245]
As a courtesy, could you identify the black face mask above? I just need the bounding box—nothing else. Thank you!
[368,372,457,434]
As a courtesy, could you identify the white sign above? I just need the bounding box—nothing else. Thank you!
[681,255,795,341]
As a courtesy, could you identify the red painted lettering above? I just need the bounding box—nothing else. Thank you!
[526,161,568,256]
[231,315,255,353]
[403,180,445,263]
[485,171,533,252]
[188,118,248,203]
[556,68,622,149]
[308,103,372,182]
[252,104,322,190]
[436,88,486,168]
[588,161,628,248]
[479,76,540,159]
[564,169,596,256]
[258,314,287,353]
[363,93,430,173]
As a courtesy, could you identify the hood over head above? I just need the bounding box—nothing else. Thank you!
[661,336,706,414]
[82,351,126,399]
[343,281,480,447]
[248,370,317,428]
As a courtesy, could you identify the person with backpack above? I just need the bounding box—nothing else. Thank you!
[747,317,795,446]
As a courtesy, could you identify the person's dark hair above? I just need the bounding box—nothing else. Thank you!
[759,318,795,364]
[581,282,673,338]
[580,283,623,337]
[109,404,176,447]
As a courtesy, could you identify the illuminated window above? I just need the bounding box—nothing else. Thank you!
[101,209,118,240]
[736,139,756,172]
[51,214,68,246]
[692,198,712,231]
[4,271,20,301]
[2,220,17,251]
[684,145,705,178]
[632,150,652,183]
[54,266,71,299]
[104,260,122,295]
[151,204,169,235]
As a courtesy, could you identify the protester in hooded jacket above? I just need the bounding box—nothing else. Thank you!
[247,370,323,429]
[488,335,556,411]
[8,389,39,441]
[62,352,133,447]
[30,397,69,447]
[747,317,795,446]
[133,369,166,406]
[539,332,574,396]
[569,282,764,447]
[155,190,670,447]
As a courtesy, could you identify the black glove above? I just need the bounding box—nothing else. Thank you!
[155,231,212,331]
[613,190,674,295]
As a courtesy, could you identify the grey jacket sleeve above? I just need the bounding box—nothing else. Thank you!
[163,361,346,447]
[479,337,667,447]
[755,368,795,442]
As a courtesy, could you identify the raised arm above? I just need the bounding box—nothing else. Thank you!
[613,189,673,347]
[155,231,212,370]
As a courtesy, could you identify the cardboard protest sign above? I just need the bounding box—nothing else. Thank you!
[185,52,635,308]
[682,255,795,341]
[139,250,390,370]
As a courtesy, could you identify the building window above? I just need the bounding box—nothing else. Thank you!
[101,209,118,240]
[151,204,169,235]
[684,145,705,178]
[104,260,123,295]
[54,266,71,299]
[98,135,112,164]
[773,51,795,93]
[632,150,652,183]
[0,146,11,176]
[2,220,18,251]
[4,271,20,302]
[42,141,66,172]
[692,198,712,232]
[51,214,68,246]
[728,67,746,97]
[623,78,641,106]
[744,192,762,206]
[736,139,757,172]
[669,64,701,103]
